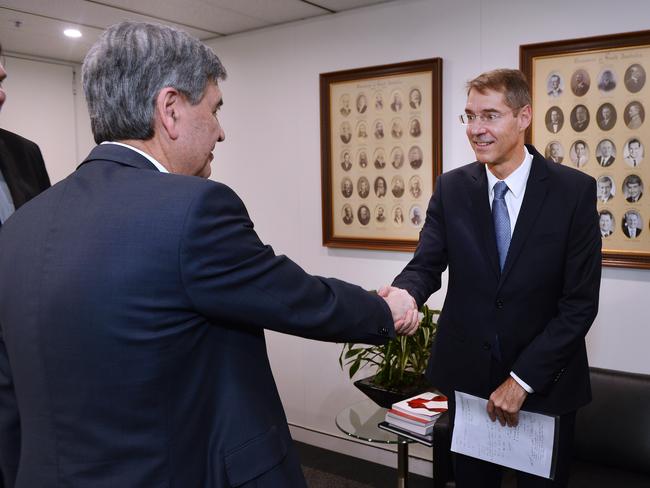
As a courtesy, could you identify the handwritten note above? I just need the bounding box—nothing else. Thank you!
[451,391,557,479]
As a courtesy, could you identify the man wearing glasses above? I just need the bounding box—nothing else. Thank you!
[382,69,601,488]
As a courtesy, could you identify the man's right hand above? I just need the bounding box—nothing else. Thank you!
[378,285,419,336]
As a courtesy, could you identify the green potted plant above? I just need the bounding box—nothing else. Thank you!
[339,304,439,408]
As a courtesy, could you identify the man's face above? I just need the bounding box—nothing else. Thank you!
[598,180,612,199]
[576,73,584,84]
[628,182,641,199]
[344,207,352,218]
[360,207,369,220]
[575,143,586,158]
[175,82,224,178]
[550,110,559,123]
[0,60,7,111]
[600,141,613,158]
[377,179,385,192]
[357,95,366,109]
[602,107,611,120]
[627,213,639,228]
[629,142,641,158]
[410,90,421,105]
[343,180,352,193]
[360,180,368,193]
[551,76,560,89]
[465,88,528,167]
[550,143,560,157]
[343,152,350,163]
[377,208,384,218]
[409,147,420,160]
[576,107,587,123]
[599,214,612,232]
[341,123,350,137]
[629,104,640,117]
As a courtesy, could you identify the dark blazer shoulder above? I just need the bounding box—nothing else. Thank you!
[0,127,40,151]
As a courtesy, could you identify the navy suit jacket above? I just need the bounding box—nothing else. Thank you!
[393,145,601,415]
[0,144,394,487]
[0,128,50,211]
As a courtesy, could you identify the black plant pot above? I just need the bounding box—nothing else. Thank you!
[354,374,431,409]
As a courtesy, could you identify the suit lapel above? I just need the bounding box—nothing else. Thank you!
[467,163,501,279]
[499,148,549,286]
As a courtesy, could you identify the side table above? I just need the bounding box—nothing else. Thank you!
[335,398,413,488]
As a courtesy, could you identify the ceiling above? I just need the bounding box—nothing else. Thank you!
[0,0,393,63]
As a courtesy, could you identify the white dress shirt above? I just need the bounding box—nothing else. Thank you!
[101,141,169,173]
[485,147,535,394]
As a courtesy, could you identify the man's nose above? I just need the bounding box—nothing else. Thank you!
[469,122,487,135]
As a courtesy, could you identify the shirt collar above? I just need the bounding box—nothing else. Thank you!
[101,141,169,173]
[485,146,533,198]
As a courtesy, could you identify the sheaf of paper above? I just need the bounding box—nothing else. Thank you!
[451,391,556,479]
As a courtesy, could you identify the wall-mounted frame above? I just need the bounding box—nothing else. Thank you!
[320,58,442,252]
[521,30,650,269]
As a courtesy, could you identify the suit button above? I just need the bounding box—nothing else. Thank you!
[483,342,491,351]
[380,327,389,335]
[495,299,504,309]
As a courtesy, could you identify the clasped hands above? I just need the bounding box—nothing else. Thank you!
[378,285,419,336]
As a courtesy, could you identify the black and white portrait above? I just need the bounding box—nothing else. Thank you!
[624,64,646,93]
[570,105,590,132]
[570,69,590,97]
[545,106,564,133]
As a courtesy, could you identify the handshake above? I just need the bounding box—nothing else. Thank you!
[378,285,420,336]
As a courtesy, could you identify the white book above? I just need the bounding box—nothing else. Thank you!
[392,391,448,421]
[386,415,435,435]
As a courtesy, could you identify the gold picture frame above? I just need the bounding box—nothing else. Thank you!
[320,58,442,252]
[521,30,650,269]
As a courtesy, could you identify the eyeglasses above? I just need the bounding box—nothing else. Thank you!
[459,109,519,126]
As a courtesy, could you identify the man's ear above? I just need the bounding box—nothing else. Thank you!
[156,87,182,140]
[518,104,532,132]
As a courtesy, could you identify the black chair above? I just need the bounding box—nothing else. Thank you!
[431,367,650,487]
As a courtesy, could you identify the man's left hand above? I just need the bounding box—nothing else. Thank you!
[487,377,528,427]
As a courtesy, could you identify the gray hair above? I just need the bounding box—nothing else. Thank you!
[82,21,226,144]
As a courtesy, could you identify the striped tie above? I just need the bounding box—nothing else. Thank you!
[492,181,511,270]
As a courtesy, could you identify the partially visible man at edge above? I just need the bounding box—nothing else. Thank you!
[0,22,418,488]
[381,69,601,487]
[0,42,51,227]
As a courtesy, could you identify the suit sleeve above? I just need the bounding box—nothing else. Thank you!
[392,176,448,307]
[0,325,20,488]
[179,183,395,345]
[512,175,601,393]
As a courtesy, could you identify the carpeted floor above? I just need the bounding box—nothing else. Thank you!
[297,441,432,488]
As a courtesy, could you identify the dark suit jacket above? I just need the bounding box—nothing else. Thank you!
[0,144,394,488]
[0,128,50,212]
[393,145,601,416]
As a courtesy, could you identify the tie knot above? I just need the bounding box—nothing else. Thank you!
[494,181,508,200]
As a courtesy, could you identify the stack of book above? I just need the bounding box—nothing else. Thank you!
[379,391,448,444]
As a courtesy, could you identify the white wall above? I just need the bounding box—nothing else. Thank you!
[2,0,649,476]
[205,0,650,473]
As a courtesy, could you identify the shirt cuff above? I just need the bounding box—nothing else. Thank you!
[510,371,534,394]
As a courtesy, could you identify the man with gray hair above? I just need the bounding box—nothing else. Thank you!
[0,22,417,487]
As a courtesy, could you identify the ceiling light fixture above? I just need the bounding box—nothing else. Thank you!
[64,28,82,38]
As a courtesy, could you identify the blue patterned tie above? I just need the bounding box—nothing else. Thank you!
[492,181,511,270]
